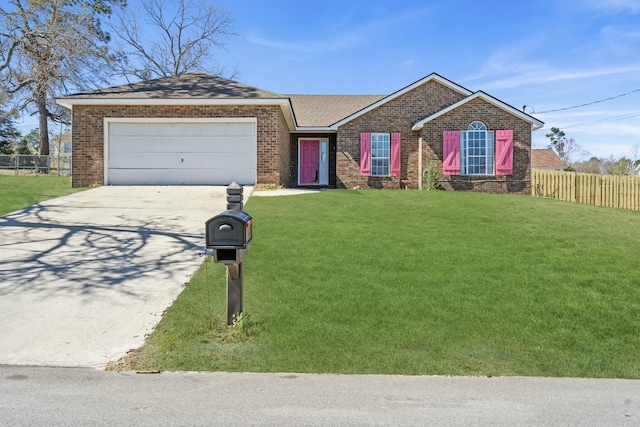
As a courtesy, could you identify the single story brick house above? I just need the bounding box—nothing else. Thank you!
[57,71,543,192]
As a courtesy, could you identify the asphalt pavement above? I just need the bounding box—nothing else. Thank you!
[1,366,638,426]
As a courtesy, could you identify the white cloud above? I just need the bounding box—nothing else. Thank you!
[246,7,431,56]
[597,25,640,58]
[602,25,640,39]
[477,64,640,90]
[576,0,640,14]
[246,35,361,54]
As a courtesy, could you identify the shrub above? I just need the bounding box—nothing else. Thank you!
[423,161,442,191]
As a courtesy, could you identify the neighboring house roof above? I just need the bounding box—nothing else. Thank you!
[50,130,71,144]
[287,94,385,127]
[57,71,544,132]
[412,91,545,131]
[532,148,566,169]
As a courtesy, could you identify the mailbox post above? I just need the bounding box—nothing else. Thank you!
[226,181,244,211]
[205,182,252,325]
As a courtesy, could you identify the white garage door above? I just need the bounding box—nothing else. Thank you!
[106,118,257,185]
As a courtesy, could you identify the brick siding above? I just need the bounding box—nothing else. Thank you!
[334,81,532,193]
[335,80,466,189]
[418,98,532,194]
[71,104,290,188]
[72,83,534,194]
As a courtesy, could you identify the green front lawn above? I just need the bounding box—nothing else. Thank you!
[0,176,85,216]
[117,190,640,378]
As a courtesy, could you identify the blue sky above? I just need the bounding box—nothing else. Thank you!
[19,0,640,160]
[210,0,640,160]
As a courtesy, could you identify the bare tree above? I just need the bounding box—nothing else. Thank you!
[0,0,124,155]
[545,127,588,166]
[111,0,237,82]
[573,146,640,176]
[574,157,604,174]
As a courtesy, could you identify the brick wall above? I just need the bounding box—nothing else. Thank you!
[334,80,533,194]
[335,80,467,189]
[71,104,290,188]
[278,112,292,187]
[418,98,532,194]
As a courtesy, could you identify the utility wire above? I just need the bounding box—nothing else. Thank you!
[562,110,640,129]
[537,88,640,114]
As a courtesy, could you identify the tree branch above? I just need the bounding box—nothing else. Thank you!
[111,0,236,79]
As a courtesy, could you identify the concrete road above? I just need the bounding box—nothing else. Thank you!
[1,366,638,426]
[0,186,242,368]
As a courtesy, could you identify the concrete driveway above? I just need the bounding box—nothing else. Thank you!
[0,186,246,368]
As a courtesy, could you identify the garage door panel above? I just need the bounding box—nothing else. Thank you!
[199,152,255,169]
[109,135,255,154]
[108,168,255,186]
[110,122,255,137]
[110,152,257,169]
[107,120,257,185]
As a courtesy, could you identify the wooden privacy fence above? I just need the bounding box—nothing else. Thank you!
[532,169,640,211]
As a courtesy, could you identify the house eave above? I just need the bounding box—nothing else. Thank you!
[291,127,336,134]
[55,97,298,131]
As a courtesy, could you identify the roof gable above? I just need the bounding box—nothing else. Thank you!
[330,73,473,129]
[411,91,544,131]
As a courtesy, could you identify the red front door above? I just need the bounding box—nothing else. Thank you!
[300,140,319,184]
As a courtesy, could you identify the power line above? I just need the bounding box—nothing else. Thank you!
[562,110,640,129]
[537,88,640,114]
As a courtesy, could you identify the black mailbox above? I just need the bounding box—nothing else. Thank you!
[206,210,253,264]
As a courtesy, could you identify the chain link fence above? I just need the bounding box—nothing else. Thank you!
[0,155,72,176]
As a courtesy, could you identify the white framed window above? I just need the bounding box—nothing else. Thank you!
[461,121,494,175]
[370,133,390,176]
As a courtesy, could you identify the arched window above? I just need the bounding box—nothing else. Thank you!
[461,121,494,175]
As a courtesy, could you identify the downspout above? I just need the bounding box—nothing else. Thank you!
[418,137,423,190]
[531,125,536,195]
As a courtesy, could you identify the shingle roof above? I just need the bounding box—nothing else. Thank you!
[64,71,284,99]
[532,148,566,168]
[58,71,544,131]
[286,94,385,127]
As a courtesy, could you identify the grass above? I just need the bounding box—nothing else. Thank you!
[111,190,640,378]
[0,175,85,216]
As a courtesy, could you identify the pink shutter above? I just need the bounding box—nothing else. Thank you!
[360,132,371,176]
[390,132,401,176]
[496,130,513,175]
[442,131,460,175]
